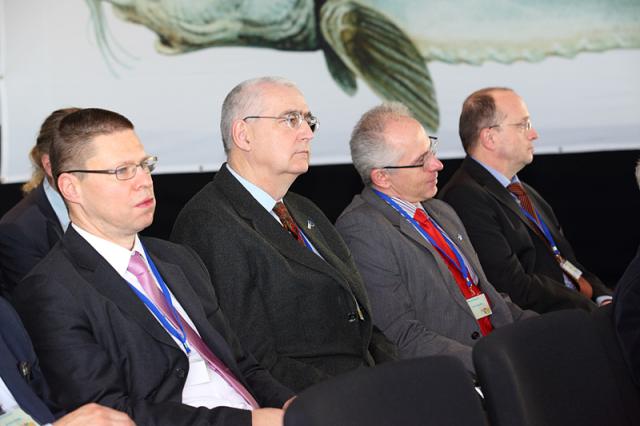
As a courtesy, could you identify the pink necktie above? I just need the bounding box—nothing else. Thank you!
[127,251,259,408]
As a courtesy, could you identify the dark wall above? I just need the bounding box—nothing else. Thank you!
[1,149,638,286]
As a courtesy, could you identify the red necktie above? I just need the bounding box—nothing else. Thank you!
[127,252,259,408]
[413,209,493,335]
[506,183,593,299]
[273,201,305,246]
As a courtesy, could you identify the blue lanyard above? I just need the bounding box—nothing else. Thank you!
[373,189,475,287]
[126,247,190,353]
[515,203,562,257]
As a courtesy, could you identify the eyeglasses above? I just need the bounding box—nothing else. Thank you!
[61,156,158,181]
[243,111,319,133]
[488,119,532,132]
[382,137,438,170]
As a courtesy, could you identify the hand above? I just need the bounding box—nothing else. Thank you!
[53,403,135,425]
[251,408,284,426]
[283,396,297,411]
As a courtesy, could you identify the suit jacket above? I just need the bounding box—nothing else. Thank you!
[335,187,534,372]
[0,296,58,424]
[12,227,293,426]
[614,245,640,388]
[439,156,611,313]
[171,165,390,392]
[0,184,63,295]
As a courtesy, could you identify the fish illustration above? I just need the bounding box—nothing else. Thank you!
[85,0,640,131]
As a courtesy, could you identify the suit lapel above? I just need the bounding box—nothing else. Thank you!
[63,229,178,350]
[462,157,544,241]
[215,166,353,290]
[361,188,475,316]
[145,248,245,379]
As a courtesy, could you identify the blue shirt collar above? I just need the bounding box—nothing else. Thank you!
[225,164,280,212]
[43,178,70,230]
[469,156,520,188]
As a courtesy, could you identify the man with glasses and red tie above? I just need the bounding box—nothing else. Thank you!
[172,77,395,392]
[12,108,294,426]
[439,87,612,313]
[335,102,534,373]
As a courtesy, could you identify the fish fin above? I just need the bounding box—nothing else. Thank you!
[323,44,358,95]
[320,0,439,130]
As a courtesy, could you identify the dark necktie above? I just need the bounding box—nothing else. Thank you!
[413,209,493,336]
[127,252,259,408]
[506,183,593,299]
[273,201,305,246]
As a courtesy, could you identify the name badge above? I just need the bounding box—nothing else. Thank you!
[560,259,583,281]
[184,358,211,387]
[467,294,492,320]
[0,407,38,426]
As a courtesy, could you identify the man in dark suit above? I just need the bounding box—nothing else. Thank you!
[614,161,640,388]
[0,108,79,295]
[12,108,293,426]
[172,77,394,392]
[0,296,134,425]
[439,87,611,313]
[335,102,534,372]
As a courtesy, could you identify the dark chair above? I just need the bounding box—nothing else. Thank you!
[284,355,487,426]
[591,304,640,423]
[473,309,632,426]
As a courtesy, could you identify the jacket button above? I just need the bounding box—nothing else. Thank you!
[347,313,357,322]
[176,368,186,379]
[471,331,480,340]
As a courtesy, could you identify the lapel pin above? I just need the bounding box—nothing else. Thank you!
[457,234,463,241]
[307,219,315,229]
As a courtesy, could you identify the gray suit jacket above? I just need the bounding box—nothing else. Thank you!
[336,187,534,372]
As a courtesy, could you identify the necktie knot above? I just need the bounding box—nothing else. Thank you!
[127,251,148,277]
[507,182,526,197]
[273,201,303,244]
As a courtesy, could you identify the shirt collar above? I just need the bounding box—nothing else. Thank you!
[469,156,520,188]
[43,179,70,230]
[72,223,146,278]
[389,196,424,218]
[225,163,280,211]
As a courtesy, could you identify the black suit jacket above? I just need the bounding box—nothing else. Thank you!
[0,184,63,295]
[12,227,293,426]
[171,165,390,392]
[0,296,58,425]
[439,157,610,313]
[614,245,640,387]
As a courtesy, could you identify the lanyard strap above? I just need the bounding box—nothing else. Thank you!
[373,189,475,286]
[516,204,562,257]
[126,247,190,353]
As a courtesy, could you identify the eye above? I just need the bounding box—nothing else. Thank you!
[115,164,136,179]
[284,112,303,128]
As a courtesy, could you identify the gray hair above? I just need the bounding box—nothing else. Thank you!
[350,102,414,185]
[220,76,299,153]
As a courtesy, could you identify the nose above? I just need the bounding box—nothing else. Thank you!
[528,126,539,140]
[427,154,444,172]
[134,164,154,188]
[300,120,315,141]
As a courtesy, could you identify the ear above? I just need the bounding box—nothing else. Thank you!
[41,154,53,180]
[478,127,496,151]
[57,173,82,205]
[370,168,391,189]
[231,119,251,152]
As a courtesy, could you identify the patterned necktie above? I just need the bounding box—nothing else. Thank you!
[413,209,493,336]
[506,183,593,299]
[273,201,305,246]
[127,252,259,408]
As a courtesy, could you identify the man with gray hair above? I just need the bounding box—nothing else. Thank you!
[336,102,533,373]
[172,77,394,392]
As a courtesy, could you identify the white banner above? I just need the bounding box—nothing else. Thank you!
[1,0,639,183]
